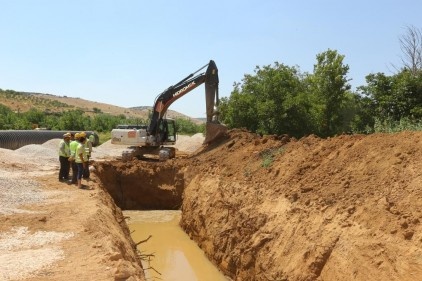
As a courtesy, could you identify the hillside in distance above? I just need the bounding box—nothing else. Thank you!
[0,90,203,123]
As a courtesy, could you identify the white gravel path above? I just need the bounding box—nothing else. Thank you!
[0,227,74,281]
[0,139,73,281]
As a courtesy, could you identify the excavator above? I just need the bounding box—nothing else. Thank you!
[111,60,227,161]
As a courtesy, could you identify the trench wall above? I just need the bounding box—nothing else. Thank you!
[93,160,184,210]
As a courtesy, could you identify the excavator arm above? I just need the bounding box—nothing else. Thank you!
[147,60,222,140]
[111,60,226,161]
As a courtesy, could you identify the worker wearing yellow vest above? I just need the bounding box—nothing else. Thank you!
[83,133,93,179]
[75,132,89,189]
[68,132,80,185]
[58,132,71,182]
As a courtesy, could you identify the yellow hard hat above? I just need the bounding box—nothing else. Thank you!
[79,132,86,138]
[75,133,81,139]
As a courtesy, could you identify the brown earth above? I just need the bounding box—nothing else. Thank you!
[3,129,422,280]
[181,130,422,280]
[94,129,422,281]
[0,173,145,281]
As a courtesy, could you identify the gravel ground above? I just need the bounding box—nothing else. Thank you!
[0,227,74,280]
[0,138,73,280]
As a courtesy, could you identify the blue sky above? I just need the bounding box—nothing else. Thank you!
[0,1,421,118]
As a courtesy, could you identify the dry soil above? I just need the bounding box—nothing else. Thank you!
[2,130,422,281]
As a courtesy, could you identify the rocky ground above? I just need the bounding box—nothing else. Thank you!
[2,130,422,281]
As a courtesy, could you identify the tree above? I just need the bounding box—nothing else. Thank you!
[0,104,13,129]
[359,70,422,122]
[398,25,422,75]
[307,49,352,136]
[175,118,202,135]
[219,85,259,132]
[220,63,311,137]
[24,108,46,127]
[58,110,90,131]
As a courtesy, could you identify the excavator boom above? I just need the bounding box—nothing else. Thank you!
[148,60,226,143]
[111,60,226,161]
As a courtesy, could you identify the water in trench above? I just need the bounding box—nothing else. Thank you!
[125,210,228,281]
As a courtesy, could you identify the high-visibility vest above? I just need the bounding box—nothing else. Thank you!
[75,143,88,163]
[69,140,79,158]
[85,139,92,155]
[59,140,70,157]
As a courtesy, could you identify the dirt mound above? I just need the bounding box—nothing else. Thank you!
[178,129,422,280]
[93,129,422,280]
[10,127,421,280]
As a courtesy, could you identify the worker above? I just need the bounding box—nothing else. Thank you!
[89,134,95,146]
[58,132,71,182]
[83,132,93,179]
[68,133,80,185]
[75,134,89,189]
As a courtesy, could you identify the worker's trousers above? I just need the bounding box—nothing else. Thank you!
[59,156,70,180]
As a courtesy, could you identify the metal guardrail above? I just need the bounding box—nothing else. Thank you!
[0,130,99,150]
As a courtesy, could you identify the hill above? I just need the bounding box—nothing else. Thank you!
[0,90,203,123]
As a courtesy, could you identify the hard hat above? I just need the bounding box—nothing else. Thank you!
[79,132,86,138]
[63,133,71,138]
[75,133,81,139]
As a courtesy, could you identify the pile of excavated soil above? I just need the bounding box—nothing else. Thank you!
[179,130,422,281]
[94,129,422,280]
[3,129,422,281]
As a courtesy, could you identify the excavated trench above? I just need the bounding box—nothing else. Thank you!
[94,160,185,210]
[92,159,228,280]
[91,131,422,281]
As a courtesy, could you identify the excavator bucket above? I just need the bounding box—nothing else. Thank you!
[204,122,228,144]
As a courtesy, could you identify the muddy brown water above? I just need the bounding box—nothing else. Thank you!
[125,210,228,281]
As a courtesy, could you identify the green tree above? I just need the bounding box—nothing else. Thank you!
[175,117,202,135]
[220,63,311,137]
[359,69,422,122]
[348,94,376,134]
[91,114,126,132]
[0,104,13,129]
[307,49,352,136]
[219,86,259,132]
[93,107,102,114]
[44,115,60,130]
[23,108,46,127]
[58,110,90,131]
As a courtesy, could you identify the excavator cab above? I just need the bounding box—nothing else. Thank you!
[158,118,176,144]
